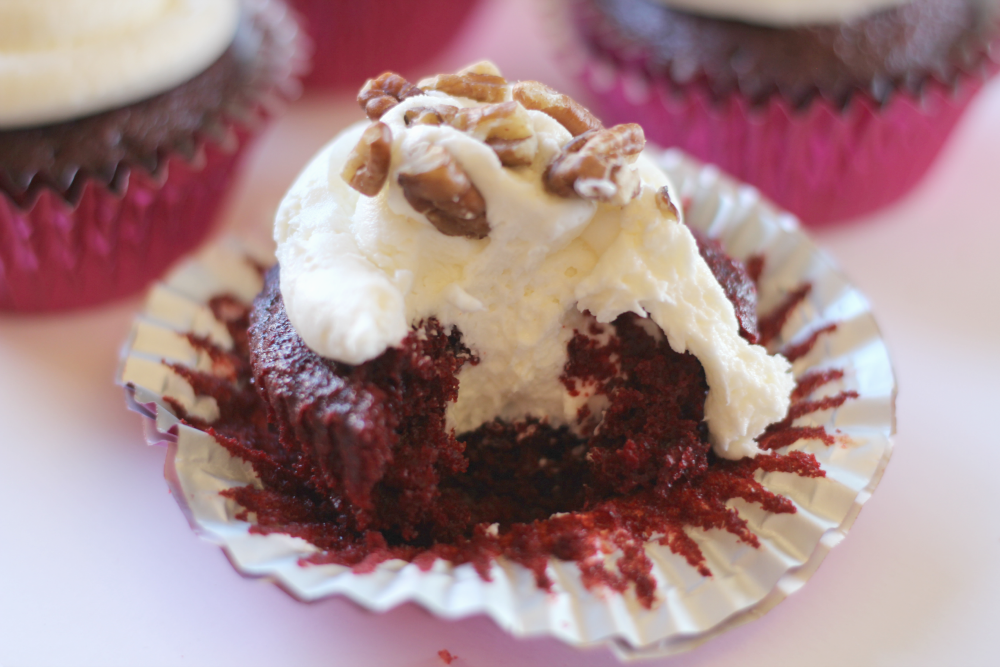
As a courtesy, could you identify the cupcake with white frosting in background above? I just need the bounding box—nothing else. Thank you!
[0,0,306,312]
[286,0,483,90]
[554,0,1000,224]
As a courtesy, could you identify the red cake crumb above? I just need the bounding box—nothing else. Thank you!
[691,230,759,343]
[438,649,458,665]
[745,254,765,286]
[759,284,812,346]
[163,252,852,609]
[782,323,839,362]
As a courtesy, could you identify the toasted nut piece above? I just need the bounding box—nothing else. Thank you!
[458,60,503,77]
[577,123,644,159]
[512,80,603,137]
[545,124,645,205]
[451,102,532,141]
[341,122,393,196]
[448,102,539,166]
[398,143,490,239]
[486,137,537,167]
[655,186,680,221]
[358,72,422,120]
[404,105,459,126]
[419,72,509,103]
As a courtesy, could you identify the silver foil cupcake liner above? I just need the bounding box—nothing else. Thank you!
[119,148,895,660]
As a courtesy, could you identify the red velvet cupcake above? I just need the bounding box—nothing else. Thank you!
[0,0,305,312]
[556,0,1000,224]
[288,0,482,90]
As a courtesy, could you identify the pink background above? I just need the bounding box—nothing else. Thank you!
[2,1,999,665]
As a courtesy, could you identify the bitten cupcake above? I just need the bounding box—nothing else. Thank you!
[0,0,305,312]
[287,0,482,90]
[558,0,1000,224]
[120,65,897,653]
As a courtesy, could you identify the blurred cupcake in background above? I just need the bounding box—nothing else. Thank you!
[0,0,305,312]
[288,0,482,90]
[556,0,1000,224]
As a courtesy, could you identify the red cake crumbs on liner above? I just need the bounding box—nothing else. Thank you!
[438,649,458,665]
[162,251,852,609]
[759,284,812,346]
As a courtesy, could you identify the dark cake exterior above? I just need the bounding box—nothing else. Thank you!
[559,0,1000,223]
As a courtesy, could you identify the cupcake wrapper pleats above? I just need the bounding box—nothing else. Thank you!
[0,135,250,312]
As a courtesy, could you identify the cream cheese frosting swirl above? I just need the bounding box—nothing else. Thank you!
[657,0,912,25]
[0,0,240,128]
[274,70,794,460]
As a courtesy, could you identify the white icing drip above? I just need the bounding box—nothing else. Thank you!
[0,0,240,128]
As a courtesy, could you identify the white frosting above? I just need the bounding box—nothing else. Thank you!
[274,94,794,459]
[659,0,911,25]
[0,0,240,129]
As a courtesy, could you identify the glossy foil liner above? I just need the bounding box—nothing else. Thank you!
[119,149,895,659]
[0,0,306,313]
[549,0,1000,225]
[287,0,482,90]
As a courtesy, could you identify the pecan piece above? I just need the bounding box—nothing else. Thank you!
[545,124,645,205]
[397,143,490,239]
[341,122,393,196]
[451,102,530,140]
[450,102,538,167]
[419,72,509,103]
[358,72,422,120]
[403,105,459,127]
[512,80,603,137]
[655,186,680,221]
[486,138,536,167]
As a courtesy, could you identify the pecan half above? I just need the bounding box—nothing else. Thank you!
[419,72,509,103]
[545,124,645,205]
[397,144,490,239]
[358,72,422,120]
[341,122,393,196]
[512,80,603,137]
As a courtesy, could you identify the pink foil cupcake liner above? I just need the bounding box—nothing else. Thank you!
[0,137,248,312]
[552,1,1000,225]
[0,0,306,313]
[288,0,482,90]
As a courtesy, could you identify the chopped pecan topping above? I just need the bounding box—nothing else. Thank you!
[403,105,459,127]
[486,138,536,167]
[512,80,603,137]
[397,143,490,239]
[358,72,422,120]
[655,186,680,220]
[404,101,539,167]
[341,122,393,196]
[450,102,538,167]
[544,124,646,205]
[451,102,530,140]
[419,72,509,103]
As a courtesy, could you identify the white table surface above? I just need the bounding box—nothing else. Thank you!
[3,1,999,665]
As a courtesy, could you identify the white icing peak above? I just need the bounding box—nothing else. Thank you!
[659,0,911,25]
[274,77,794,459]
[0,0,240,128]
